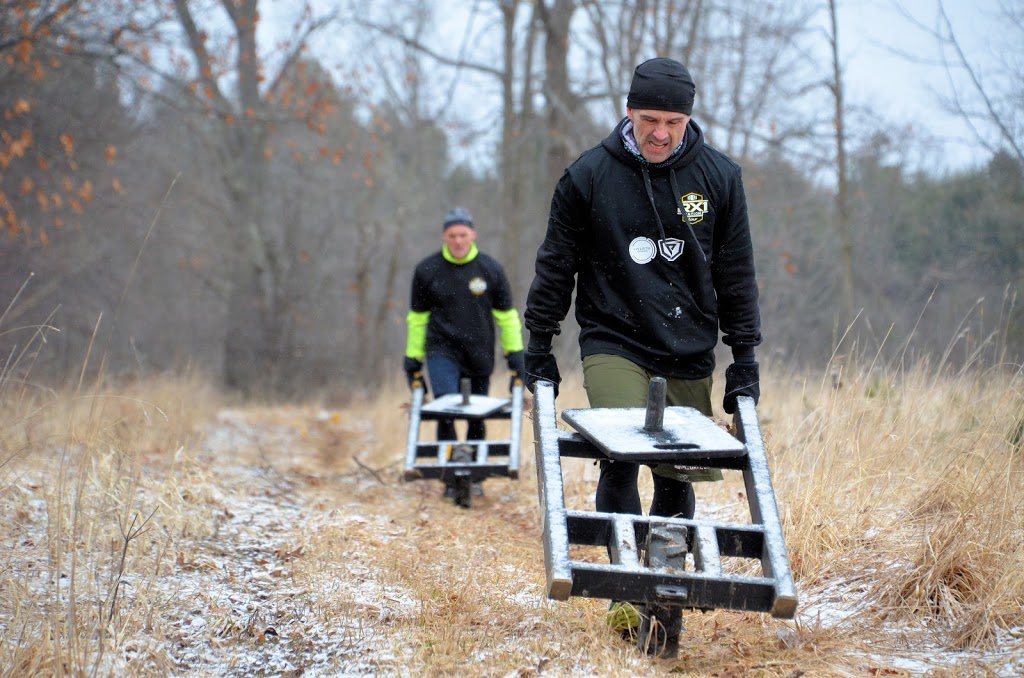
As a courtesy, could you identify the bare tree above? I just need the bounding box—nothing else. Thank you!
[536,0,583,184]
[499,0,539,297]
[827,0,856,324]
[929,0,1024,167]
[128,0,343,394]
[578,1,698,121]
[573,1,821,160]
[348,0,564,298]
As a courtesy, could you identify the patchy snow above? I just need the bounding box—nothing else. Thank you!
[7,404,1023,676]
[796,564,1024,675]
[119,409,425,675]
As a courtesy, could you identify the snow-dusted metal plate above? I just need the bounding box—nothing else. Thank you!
[420,394,511,419]
[561,406,746,461]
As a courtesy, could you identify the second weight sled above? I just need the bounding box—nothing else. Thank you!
[404,377,523,508]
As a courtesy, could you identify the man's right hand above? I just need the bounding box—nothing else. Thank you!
[524,349,560,398]
[403,356,428,394]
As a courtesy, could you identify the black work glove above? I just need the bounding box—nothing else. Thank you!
[723,360,760,414]
[403,356,428,395]
[505,350,525,390]
[524,334,560,398]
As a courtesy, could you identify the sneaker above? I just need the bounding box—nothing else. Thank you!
[442,484,454,500]
[471,482,484,497]
[450,443,474,463]
[606,601,640,638]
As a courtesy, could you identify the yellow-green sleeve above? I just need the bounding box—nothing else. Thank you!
[405,310,430,360]
[492,307,524,354]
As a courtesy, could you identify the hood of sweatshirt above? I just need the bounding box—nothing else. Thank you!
[600,117,705,173]
[598,117,708,246]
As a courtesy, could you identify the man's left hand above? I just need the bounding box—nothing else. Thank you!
[723,361,760,414]
[505,350,525,390]
[404,356,427,394]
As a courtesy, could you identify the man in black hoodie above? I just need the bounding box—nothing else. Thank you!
[404,207,526,498]
[523,57,762,539]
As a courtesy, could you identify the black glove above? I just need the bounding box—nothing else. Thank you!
[524,349,560,398]
[505,350,525,390]
[723,361,760,414]
[404,356,428,394]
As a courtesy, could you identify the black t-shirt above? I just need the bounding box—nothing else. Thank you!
[410,249,514,376]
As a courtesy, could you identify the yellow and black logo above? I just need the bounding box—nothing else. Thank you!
[679,192,708,225]
[468,276,488,295]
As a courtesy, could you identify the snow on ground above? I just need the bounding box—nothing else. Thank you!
[180,409,1019,678]
[794,555,1024,675]
[139,409,424,675]
[10,406,1021,675]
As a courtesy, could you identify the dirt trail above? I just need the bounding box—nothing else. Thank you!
[157,407,552,676]
[139,406,1024,677]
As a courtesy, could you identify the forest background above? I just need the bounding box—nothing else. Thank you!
[2,0,1022,398]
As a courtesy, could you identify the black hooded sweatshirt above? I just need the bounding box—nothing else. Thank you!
[524,118,761,380]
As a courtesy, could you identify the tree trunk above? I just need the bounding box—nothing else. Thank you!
[220,0,277,393]
[538,0,579,192]
[829,0,856,325]
[499,0,535,300]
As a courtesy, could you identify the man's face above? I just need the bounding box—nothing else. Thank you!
[627,107,691,164]
[443,224,476,259]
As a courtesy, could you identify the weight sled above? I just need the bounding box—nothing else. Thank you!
[532,378,796,657]
[404,377,524,508]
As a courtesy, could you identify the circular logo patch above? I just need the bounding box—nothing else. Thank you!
[628,237,657,264]
[468,276,487,295]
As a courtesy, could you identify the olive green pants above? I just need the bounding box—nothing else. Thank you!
[582,354,714,518]
[582,354,713,413]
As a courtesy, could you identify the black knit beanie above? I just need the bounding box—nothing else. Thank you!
[626,57,695,114]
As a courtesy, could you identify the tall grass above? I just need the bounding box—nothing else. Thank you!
[3,317,1023,674]
[0,308,221,675]
[766,354,1024,651]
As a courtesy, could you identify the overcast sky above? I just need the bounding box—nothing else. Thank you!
[272,0,1008,176]
[831,0,1004,173]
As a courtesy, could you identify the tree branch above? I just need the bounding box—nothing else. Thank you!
[173,0,231,111]
[351,18,504,79]
[265,7,342,97]
[0,0,81,52]
[934,1,1024,164]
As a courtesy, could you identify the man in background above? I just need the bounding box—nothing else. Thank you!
[404,207,525,497]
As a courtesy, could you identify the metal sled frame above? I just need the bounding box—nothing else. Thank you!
[404,379,524,484]
[532,380,797,622]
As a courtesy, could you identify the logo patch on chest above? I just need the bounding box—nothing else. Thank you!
[658,238,684,261]
[629,236,685,264]
[468,276,487,295]
[629,237,657,264]
[679,192,708,225]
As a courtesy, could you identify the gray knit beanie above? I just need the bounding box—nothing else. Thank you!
[443,207,474,230]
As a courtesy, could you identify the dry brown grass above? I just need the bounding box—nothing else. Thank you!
[764,360,1024,665]
[1,365,221,676]
[2,357,1023,676]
